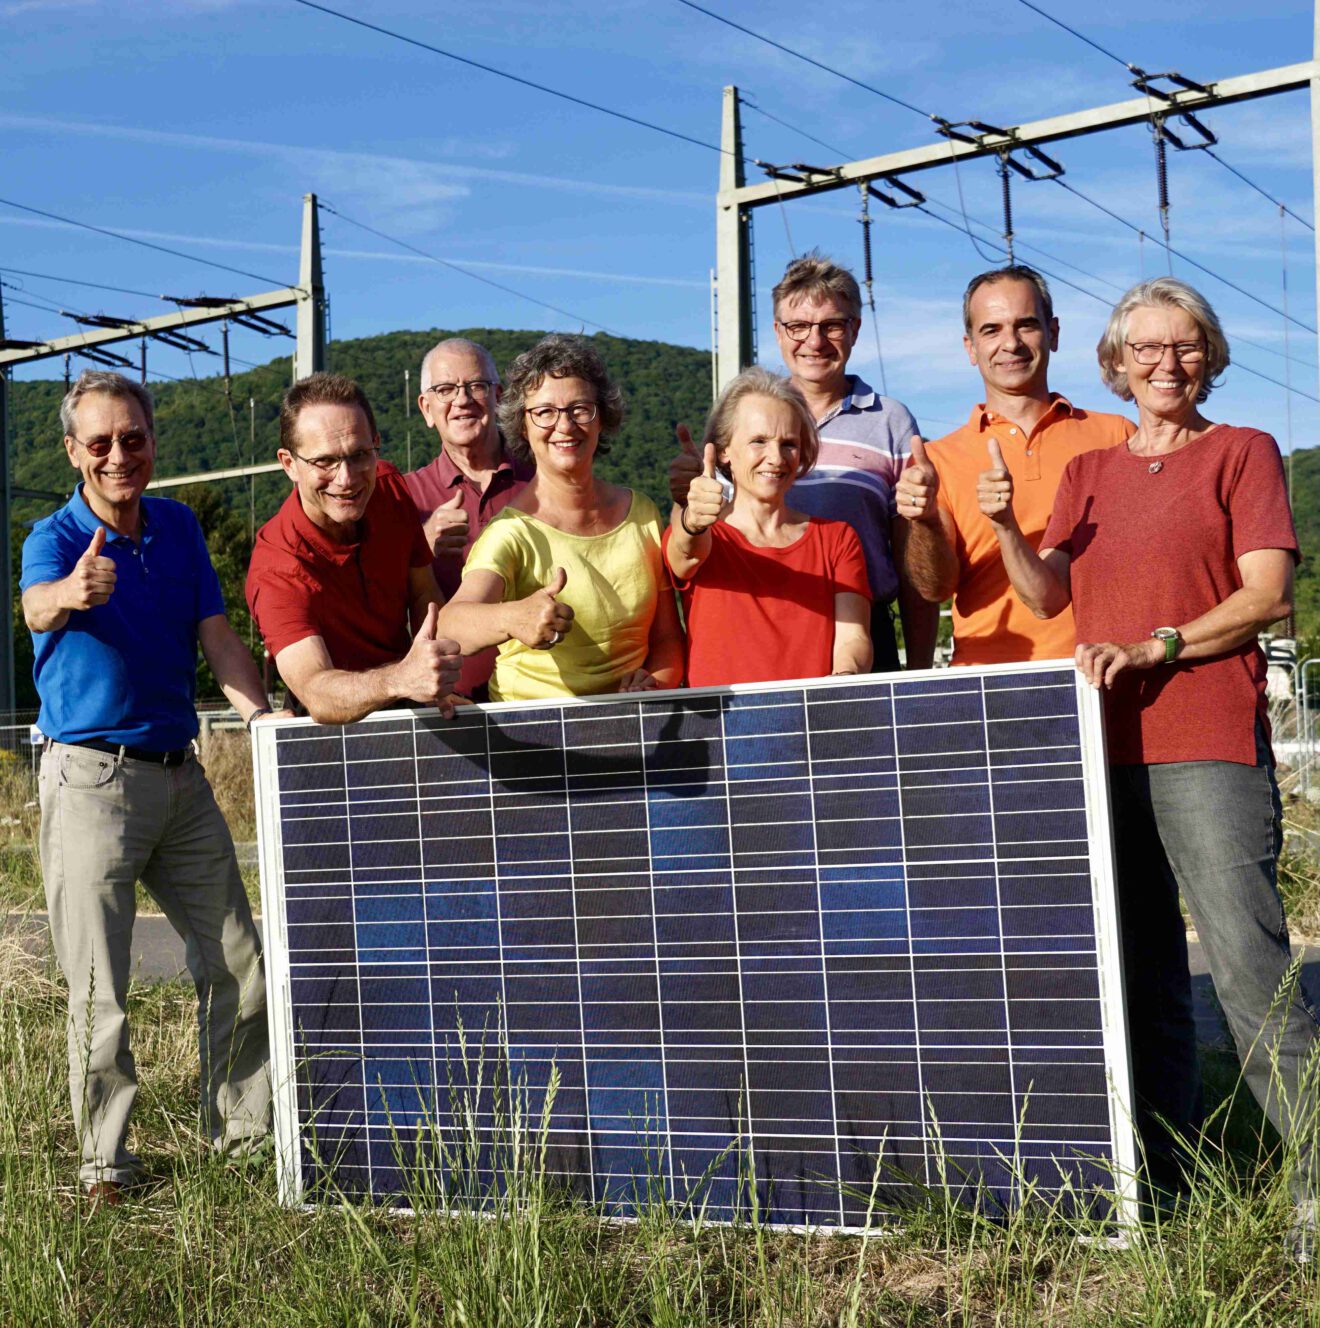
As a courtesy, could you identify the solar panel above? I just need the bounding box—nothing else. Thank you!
[253,662,1137,1230]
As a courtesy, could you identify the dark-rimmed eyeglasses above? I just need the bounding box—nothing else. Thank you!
[777,318,855,343]
[427,380,495,403]
[292,446,380,474]
[525,402,599,429]
[1125,341,1206,365]
[68,430,152,457]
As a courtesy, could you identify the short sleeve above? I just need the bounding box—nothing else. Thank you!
[187,510,226,621]
[827,522,872,601]
[20,521,71,592]
[889,402,921,461]
[462,515,524,595]
[1226,432,1299,562]
[1041,456,1083,557]
[247,566,321,658]
[378,468,432,569]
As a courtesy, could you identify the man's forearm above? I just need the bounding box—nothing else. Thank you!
[21,581,73,634]
[897,581,939,670]
[202,622,272,721]
[902,519,960,603]
[287,662,407,726]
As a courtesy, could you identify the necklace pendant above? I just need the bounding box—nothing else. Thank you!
[1148,460,1164,474]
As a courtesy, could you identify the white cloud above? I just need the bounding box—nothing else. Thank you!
[0,114,709,232]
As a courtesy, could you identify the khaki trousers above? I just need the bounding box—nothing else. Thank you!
[39,741,270,1187]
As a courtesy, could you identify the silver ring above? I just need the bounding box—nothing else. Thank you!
[550,630,563,645]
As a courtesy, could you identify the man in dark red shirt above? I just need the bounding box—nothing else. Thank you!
[405,337,532,697]
[246,372,462,723]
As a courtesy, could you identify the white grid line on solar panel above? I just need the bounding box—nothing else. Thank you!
[279,839,1089,864]
[287,943,1102,971]
[636,705,679,1201]
[276,760,1081,809]
[556,709,600,1202]
[278,878,1094,904]
[297,1119,1107,1153]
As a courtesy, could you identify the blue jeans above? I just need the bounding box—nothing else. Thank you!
[1111,743,1320,1200]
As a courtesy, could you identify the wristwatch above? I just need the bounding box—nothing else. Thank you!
[1151,626,1182,662]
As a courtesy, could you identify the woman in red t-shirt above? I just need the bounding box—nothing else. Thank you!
[664,367,872,688]
[976,275,1319,1245]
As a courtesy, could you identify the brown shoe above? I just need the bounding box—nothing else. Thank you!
[84,1180,124,1209]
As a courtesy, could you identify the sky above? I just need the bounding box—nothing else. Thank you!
[2,0,1318,447]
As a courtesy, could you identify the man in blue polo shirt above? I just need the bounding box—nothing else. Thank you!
[21,370,275,1204]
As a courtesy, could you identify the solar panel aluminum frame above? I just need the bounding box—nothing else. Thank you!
[252,660,1138,1232]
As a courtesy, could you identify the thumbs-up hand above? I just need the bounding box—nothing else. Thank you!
[510,565,575,649]
[423,489,470,560]
[62,526,118,611]
[976,437,1017,529]
[895,436,940,523]
[668,422,703,506]
[681,442,728,536]
[394,601,463,710]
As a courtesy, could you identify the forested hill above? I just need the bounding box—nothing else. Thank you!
[6,328,713,706]
[8,333,1320,705]
[8,327,712,516]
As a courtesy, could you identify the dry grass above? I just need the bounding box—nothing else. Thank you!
[3,917,1320,1325]
[197,729,255,845]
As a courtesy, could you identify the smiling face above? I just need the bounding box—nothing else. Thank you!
[64,390,157,522]
[278,401,380,538]
[721,394,803,505]
[418,343,501,456]
[773,292,860,397]
[522,375,601,476]
[963,277,1059,401]
[1122,303,1207,425]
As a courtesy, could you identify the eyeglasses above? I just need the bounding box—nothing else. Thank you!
[525,402,599,429]
[292,446,380,473]
[777,318,855,343]
[1125,341,1206,365]
[427,380,495,403]
[68,430,152,457]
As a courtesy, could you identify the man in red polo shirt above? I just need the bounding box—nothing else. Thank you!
[246,372,463,723]
[405,337,533,698]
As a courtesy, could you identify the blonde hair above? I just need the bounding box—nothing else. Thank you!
[703,367,819,479]
[1096,277,1229,404]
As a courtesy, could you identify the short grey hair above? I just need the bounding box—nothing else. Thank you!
[702,366,819,480]
[60,370,155,437]
[497,334,625,462]
[1097,277,1229,404]
[772,250,862,321]
[419,337,499,393]
[962,265,1054,334]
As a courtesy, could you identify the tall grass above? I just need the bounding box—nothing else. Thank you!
[2,922,1319,1325]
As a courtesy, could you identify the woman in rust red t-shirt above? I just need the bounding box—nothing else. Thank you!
[663,367,872,687]
[978,276,1319,1234]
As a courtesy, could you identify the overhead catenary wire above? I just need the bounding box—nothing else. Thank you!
[320,203,617,335]
[1052,178,1315,333]
[290,0,733,159]
[1204,149,1315,233]
[0,196,284,287]
[1012,0,1134,71]
[1013,1,1317,233]
[736,98,1320,405]
[676,0,936,124]
[728,8,1318,345]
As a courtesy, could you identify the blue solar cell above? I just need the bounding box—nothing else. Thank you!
[257,665,1135,1230]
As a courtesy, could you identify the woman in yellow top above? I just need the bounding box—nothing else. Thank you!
[441,334,684,701]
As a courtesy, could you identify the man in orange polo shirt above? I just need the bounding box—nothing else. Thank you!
[896,265,1133,663]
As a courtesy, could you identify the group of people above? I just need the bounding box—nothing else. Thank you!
[20,250,1320,1253]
